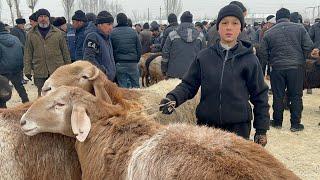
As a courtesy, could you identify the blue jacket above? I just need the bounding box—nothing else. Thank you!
[0,31,24,74]
[67,28,76,61]
[83,23,116,81]
[111,25,142,63]
[75,23,88,60]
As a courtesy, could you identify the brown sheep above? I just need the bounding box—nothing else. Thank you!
[0,113,81,179]
[148,56,165,85]
[138,52,162,87]
[42,61,199,124]
[20,86,300,180]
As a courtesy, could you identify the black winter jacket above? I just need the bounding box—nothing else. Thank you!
[10,26,26,46]
[167,40,270,133]
[309,22,320,48]
[161,22,179,48]
[111,25,142,63]
[260,19,313,70]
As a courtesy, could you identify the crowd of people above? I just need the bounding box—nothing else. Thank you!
[1,1,319,146]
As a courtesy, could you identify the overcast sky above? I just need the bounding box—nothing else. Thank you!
[1,0,320,24]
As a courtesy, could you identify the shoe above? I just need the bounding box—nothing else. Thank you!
[290,124,304,132]
[270,120,282,129]
[307,89,312,94]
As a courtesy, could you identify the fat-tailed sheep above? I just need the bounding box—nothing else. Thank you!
[20,86,300,180]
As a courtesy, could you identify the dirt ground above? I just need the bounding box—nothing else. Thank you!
[6,80,320,180]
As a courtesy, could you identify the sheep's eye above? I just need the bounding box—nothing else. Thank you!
[82,76,88,79]
[56,103,65,107]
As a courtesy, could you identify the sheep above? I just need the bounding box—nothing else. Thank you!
[42,61,199,125]
[20,86,300,180]
[0,113,82,179]
[138,52,162,87]
[147,56,165,85]
[0,75,12,108]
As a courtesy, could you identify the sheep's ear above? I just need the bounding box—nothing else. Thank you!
[92,81,112,104]
[82,65,100,81]
[71,105,91,142]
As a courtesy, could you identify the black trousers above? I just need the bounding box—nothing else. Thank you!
[1,72,29,103]
[270,67,304,125]
[34,77,48,97]
[199,121,251,139]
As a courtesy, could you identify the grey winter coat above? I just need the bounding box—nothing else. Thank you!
[309,22,320,48]
[162,22,206,79]
[0,31,24,74]
[260,19,313,70]
[111,25,142,63]
[10,26,26,46]
[161,22,179,48]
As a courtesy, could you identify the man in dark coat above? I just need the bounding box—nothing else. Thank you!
[260,8,313,132]
[10,18,26,46]
[111,13,142,88]
[72,10,88,61]
[161,11,206,79]
[150,21,162,52]
[139,23,152,54]
[0,21,29,104]
[161,13,179,48]
[83,11,116,81]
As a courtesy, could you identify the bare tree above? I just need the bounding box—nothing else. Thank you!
[13,0,22,18]
[6,0,15,25]
[107,0,124,17]
[163,0,183,17]
[27,0,39,13]
[77,0,99,13]
[62,0,75,23]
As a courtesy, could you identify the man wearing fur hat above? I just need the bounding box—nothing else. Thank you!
[161,11,206,79]
[24,9,71,96]
[10,18,26,46]
[83,11,116,81]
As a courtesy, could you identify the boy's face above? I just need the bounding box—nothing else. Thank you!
[218,16,241,44]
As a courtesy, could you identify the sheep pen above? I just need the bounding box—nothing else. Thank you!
[20,86,300,180]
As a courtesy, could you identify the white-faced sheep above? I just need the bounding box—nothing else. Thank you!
[20,86,300,180]
[42,61,199,124]
[0,112,81,179]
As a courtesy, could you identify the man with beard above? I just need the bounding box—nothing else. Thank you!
[24,9,71,96]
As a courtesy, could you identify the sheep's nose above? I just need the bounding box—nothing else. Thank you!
[20,119,26,126]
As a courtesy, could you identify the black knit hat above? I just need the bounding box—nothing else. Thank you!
[36,8,50,19]
[290,12,302,23]
[216,4,244,31]
[96,11,114,24]
[86,13,96,23]
[72,10,87,22]
[143,22,149,29]
[150,21,159,31]
[180,11,193,23]
[116,13,128,26]
[29,12,37,21]
[276,8,290,21]
[168,13,177,24]
[0,21,6,32]
[229,1,247,13]
[16,18,26,24]
[53,17,67,27]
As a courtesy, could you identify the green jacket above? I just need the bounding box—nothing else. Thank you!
[24,25,71,78]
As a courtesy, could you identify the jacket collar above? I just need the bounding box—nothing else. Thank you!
[276,18,290,24]
[32,25,59,40]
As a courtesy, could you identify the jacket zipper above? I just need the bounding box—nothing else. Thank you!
[218,50,229,125]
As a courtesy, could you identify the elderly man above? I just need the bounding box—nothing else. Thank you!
[24,9,71,96]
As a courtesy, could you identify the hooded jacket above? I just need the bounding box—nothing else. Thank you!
[83,23,116,81]
[0,31,24,74]
[161,22,179,48]
[162,22,206,79]
[167,40,270,133]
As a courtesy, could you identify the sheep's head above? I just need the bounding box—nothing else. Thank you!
[42,61,100,96]
[21,86,99,142]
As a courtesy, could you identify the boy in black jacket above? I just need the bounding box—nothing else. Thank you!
[160,4,270,146]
